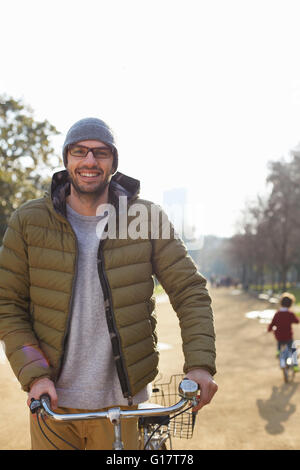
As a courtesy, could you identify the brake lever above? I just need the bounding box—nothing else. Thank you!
[30,398,42,414]
[30,393,52,414]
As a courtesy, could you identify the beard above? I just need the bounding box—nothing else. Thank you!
[67,168,112,199]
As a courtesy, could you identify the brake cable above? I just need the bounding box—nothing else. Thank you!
[36,413,60,450]
[38,412,80,450]
[31,398,80,450]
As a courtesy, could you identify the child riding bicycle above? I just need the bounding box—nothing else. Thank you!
[267,292,299,372]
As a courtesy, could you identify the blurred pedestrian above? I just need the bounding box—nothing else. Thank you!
[267,292,299,371]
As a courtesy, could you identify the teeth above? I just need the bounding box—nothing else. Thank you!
[79,172,100,177]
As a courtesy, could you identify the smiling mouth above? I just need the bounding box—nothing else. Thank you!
[77,170,102,179]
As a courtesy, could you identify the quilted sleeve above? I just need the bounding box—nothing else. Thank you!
[0,209,53,392]
[151,206,216,376]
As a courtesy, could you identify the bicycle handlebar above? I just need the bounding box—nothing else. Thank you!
[31,379,199,423]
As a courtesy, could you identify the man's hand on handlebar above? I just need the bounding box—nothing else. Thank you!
[27,377,58,410]
[185,368,218,412]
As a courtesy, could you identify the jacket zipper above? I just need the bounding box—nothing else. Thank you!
[97,240,133,406]
[55,230,79,382]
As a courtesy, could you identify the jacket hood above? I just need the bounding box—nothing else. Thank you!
[49,169,140,218]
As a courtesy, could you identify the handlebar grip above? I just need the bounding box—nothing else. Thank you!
[40,393,51,408]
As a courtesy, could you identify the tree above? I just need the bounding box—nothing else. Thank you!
[0,95,60,242]
[229,196,270,290]
[228,152,300,292]
[264,158,300,290]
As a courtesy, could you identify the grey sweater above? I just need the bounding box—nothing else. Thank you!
[56,204,151,409]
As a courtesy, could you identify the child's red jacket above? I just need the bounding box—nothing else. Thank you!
[268,308,299,342]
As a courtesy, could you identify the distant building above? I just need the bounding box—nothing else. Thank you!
[162,188,187,235]
[291,142,300,158]
[163,188,187,207]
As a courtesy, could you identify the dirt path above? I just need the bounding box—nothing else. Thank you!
[0,286,299,449]
[156,287,300,450]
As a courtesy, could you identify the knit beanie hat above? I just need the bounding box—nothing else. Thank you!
[62,117,118,171]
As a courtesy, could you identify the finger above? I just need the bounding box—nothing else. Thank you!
[194,383,218,411]
[47,390,58,409]
[44,391,58,410]
[192,389,208,411]
[192,394,202,412]
[52,398,58,409]
[27,395,36,408]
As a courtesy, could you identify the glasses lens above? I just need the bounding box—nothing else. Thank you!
[93,148,112,159]
[69,145,87,158]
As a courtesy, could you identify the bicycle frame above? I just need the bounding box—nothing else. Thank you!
[34,379,199,450]
[279,344,296,383]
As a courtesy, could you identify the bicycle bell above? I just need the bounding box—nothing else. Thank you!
[178,379,198,399]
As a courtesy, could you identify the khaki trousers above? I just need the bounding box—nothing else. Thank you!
[30,405,139,450]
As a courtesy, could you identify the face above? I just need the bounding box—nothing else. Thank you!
[66,140,114,197]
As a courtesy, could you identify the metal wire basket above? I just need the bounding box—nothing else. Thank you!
[150,374,197,439]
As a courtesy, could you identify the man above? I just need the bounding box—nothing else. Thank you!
[0,117,217,450]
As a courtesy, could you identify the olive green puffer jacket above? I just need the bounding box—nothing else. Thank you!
[0,170,216,399]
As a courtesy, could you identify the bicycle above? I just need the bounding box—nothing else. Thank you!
[278,342,299,383]
[29,376,199,451]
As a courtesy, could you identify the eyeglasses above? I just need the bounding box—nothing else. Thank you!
[68,144,113,160]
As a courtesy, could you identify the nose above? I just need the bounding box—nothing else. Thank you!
[84,149,97,165]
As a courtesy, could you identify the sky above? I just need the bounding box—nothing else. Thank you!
[1,0,300,238]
